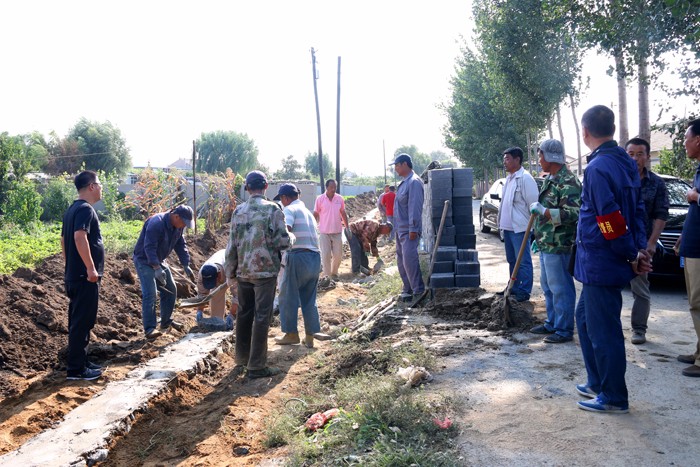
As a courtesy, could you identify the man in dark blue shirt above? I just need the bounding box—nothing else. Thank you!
[677,118,700,377]
[61,170,104,380]
[133,205,196,338]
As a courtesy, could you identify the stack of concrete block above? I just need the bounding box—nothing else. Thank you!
[421,167,480,289]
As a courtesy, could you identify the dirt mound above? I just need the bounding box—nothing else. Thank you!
[344,190,378,221]
[423,288,535,332]
[0,228,229,399]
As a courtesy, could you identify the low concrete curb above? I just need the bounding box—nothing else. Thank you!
[0,332,233,467]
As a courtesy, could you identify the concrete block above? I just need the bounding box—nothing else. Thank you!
[458,248,478,262]
[435,246,458,262]
[454,224,475,235]
[428,168,454,183]
[431,273,455,288]
[433,260,455,273]
[431,196,452,208]
[430,186,453,199]
[451,196,472,208]
[453,214,472,225]
[455,274,480,288]
[432,217,453,230]
[455,260,480,275]
[456,234,477,249]
[441,225,456,237]
[452,169,473,188]
[452,186,472,197]
[437,234,456,246]
[432,205,453,217]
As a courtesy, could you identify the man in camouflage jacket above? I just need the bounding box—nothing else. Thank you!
[225,170,294,379]
[347,219,393,274]
[529,139,582,344]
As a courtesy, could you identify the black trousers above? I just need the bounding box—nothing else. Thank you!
[349,233,369,273]
[65,280,99,375]
[235,276,277,371]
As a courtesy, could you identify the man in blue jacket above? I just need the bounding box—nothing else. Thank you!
[133,205,196,338]
[573,105,651,414]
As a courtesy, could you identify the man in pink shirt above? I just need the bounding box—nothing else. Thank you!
[313,179,349,280]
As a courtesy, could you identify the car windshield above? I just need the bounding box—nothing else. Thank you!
[665,178,691,207]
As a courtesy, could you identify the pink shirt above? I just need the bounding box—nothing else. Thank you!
[314,193,345,234]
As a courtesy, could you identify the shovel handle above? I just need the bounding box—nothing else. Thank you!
[506,213,537,290]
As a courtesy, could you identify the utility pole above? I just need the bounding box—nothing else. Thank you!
[383,139,387,185]
[311,47,324,190]
[335,56,341,193]
[191,140,197,235]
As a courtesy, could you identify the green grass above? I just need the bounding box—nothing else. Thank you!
[0,219,146,274]
[263,340,458,466]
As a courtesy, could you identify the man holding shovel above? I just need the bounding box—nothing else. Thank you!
[195,249,236,330]
[529,139,582,344]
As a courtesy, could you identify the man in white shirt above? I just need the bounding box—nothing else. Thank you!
[497,146,539,302]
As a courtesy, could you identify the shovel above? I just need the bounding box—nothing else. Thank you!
[409,200,450,308]
[503,213,537,326]
[177,283,227,308]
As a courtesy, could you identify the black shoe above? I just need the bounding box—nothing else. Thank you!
[682,365,700,377]
[161,320,185,332]
[247,367,283,379]
[86,361,103,371]
[530,324,554,335]
[514,294,530,302]
[677,354,696,364]
[145,329,163,339]
[67,367,102,381]
[543,333,573,344]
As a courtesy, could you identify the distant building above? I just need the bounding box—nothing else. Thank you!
[168,158,191,170]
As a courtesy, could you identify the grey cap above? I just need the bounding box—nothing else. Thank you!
[539,139,566,164]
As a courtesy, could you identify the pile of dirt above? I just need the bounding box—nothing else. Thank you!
[344,191,379,221]
[423,288,536,332]
[0,228,228,398]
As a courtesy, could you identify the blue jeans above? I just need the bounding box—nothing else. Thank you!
[540,252,576,338]
[349,233,369,273]
[503,230,533,299]
[575,284,628,408]
[396,231,425,295]
[386,215,395,241]
[278,250,322,335]
[134,261,177,334]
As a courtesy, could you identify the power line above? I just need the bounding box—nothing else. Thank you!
[48,151,115,159]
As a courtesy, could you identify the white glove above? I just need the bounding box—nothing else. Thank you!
[530,202,546,216]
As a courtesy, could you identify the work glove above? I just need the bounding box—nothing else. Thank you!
[529,202,547,216]
[343,227,352,241]
[184,265,196,282]
[154,268,166,287]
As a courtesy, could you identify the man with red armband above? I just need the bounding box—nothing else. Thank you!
[572,105,651,414]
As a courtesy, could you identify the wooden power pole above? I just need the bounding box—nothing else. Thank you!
[335,56,341,193]
[192,140,197,235]
[311,47,324,190]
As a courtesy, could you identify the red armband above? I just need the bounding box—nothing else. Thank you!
[595,210,628,240]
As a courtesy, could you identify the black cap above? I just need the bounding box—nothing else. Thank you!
[245,170,267,186]
[172,205,195,229]
[389,153,412,166]
[273,183,301,201]
[201,264,219,290]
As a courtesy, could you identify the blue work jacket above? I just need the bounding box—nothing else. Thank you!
[133,212,190,268]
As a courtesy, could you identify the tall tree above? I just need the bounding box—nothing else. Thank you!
[196,130,259,175]
[273,155,305,180]
[68,118,132,176]
[44,131,83,175]
[304,152,334,178]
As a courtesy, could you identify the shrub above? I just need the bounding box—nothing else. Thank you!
[41,176,75,222]
[1,180,43,228]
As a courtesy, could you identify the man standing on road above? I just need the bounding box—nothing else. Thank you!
[529,139,582,344]
[390,153,425,301]
[273,183,321,348]
[133,205,196,339]
[347,219,393,275]
[625,137,669,345]
[497,147,539,302]
[61,170,104,381]
[676,118,700,378]
[313,179,349,281]
[226,171,294,378]
[382,185,396,242]
[573,105,651,413]
[196,249,236,330]
[377,184,389,222]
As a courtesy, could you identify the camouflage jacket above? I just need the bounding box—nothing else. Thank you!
[225,195,295,280]
[533,165,582,254]
[350,219,381,257]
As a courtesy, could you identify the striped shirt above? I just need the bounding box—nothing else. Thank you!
[284,199,320,252]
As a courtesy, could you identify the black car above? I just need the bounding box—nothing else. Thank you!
[651,174,691,278]
[479,177,544,241]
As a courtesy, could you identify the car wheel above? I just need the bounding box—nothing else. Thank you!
[480,210,490,233]
[499,229,505,242]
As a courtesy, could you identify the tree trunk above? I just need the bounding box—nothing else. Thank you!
[547,119,554,139]
[638,59,651,168]
[615,49,629,144]
[569,92,582,177]
[556,104,565,150]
